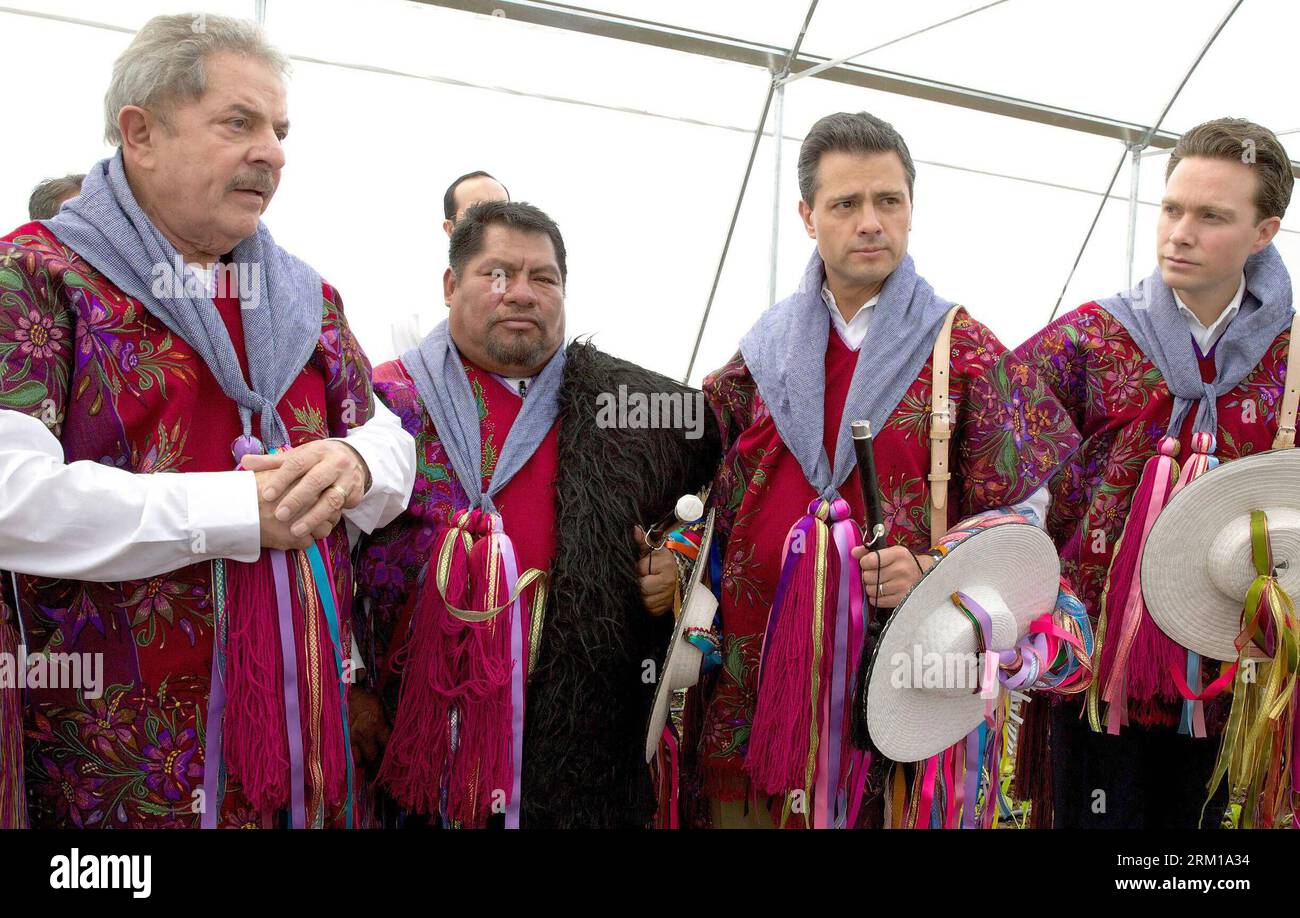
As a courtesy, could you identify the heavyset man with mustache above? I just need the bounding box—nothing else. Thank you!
[350,200,719,828]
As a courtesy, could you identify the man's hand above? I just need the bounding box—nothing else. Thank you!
[347,686,391,771]
[634,525,678,617]
[243,441,370,547]
[254,470,334,550]
[851,544,935,609]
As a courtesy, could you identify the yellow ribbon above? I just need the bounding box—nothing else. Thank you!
[1204,510,1299,828]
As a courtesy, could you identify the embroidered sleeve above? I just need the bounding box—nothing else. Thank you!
[702,353,757,556]
[0,240,76,432]
[319,282,376,434]
[1011,306,1102,550]
[351,367,436,705]
[952,315,1081,517]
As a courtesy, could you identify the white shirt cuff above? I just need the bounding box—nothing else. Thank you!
[333,398,415,535]
[183,470,262,563]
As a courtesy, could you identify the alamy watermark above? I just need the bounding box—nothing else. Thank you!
[595,385,706,440]
[0,646,103,699]
[150,256,262,309]
[888,643,998,698]
[50,848,150,898]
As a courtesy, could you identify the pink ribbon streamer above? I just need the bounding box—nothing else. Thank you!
[822,503,864,828]
[1104,454,1175,734]
[915,755,939,829]
[271,549,307,829]
[492,517,527,831]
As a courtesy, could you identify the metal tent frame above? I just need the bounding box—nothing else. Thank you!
[415,0,1298,379]
[5,0,1293,379]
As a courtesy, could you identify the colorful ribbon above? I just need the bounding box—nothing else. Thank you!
[1203,509,1300,828]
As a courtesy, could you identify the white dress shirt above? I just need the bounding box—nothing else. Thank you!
[821,283,878,351]
[1173,273,1246,355]
[0,399,415,584]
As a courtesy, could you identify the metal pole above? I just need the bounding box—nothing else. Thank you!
[682,0,818,384]
[768,77,786,309]
[778,0,1010,87]
[1047,0,1245,322]
[1126,143,1141,288]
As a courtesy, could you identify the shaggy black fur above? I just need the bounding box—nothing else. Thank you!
[520,340,720,827]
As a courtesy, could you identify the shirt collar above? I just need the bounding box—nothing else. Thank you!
[491,372,535,399]
[1173,273,1246,340]
[820,282,879,322]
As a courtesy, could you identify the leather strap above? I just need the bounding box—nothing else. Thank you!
[1272,311,1300,450]
[929,306,962,547]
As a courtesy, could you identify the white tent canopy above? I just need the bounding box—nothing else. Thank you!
[3,0,1296,384]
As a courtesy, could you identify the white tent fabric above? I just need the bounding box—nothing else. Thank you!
[2,0,1295,385]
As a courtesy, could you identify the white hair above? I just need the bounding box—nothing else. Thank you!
[103,12,289,146]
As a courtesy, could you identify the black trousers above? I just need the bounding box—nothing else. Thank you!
[1050,704,1228,829]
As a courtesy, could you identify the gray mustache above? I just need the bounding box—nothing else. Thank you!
[227,174,274,194]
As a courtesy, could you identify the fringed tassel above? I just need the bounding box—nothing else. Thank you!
[223,555,291,811]
[1090,436,1181,734]
[746,501,835,813]
[0,598,27,828]
[446,532,514,826]
[380,509,538,828]
[379,517,473,817]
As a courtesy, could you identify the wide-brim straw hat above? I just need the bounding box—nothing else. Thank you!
[866,523,1059,762]
[1143,448,1300,662]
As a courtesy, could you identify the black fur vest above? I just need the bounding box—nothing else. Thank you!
[520,340,720,828]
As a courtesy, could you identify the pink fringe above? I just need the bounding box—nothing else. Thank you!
[223,556,291,811]
[378,537,463,816]
[1098,440,1182,705]
[747,517,838,796]
[381,511,515,827]
[448,537,512,823]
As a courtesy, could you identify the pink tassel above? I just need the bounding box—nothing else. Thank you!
[446,534,513,826]
[1097,437,1180,725]
[746,512,837,797]
[381,509,516,827]
[1170,432,1216,498]
[223,556,290,810]
[378,525,467,816]
[0,599,26,828]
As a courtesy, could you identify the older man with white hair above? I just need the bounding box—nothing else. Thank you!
[0,12,414,828]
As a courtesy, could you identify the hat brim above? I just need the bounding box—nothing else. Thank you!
[1143,448,1300,662]
[866,524,1059,762]
[645,510,717,764]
